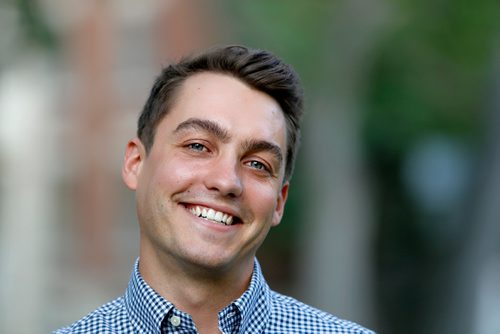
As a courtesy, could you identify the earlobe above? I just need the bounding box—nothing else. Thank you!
[272,182,289,227]
[122,138,145,190]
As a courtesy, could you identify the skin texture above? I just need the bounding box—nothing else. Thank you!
[122,72,289,333]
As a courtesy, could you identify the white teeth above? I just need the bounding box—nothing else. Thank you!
[207,208,215,220]
[189,205,235,225]
[214,211,223,221]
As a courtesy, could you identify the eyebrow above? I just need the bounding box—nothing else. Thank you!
[242,139,283,167]
[174,118,230,142]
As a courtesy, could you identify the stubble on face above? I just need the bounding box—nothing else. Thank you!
[127,72,289,280]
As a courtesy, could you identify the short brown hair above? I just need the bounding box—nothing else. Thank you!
[138,45,303,181]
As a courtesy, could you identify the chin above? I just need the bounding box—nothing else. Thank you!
[180,251,244,275]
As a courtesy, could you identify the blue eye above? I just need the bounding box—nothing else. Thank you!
[248,160,267,171]
[188,143,207,152]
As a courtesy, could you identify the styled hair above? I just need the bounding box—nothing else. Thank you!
[138,45,304,181]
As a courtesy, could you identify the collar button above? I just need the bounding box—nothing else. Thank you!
[170,315,181,327]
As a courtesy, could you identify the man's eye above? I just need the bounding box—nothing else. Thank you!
[187,143,207,152]
[247,160,268,171]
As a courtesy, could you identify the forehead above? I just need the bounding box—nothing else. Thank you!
[160,72,287,146]
[175,72,282,117]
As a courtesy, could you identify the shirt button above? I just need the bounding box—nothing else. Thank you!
[170,315,181,327]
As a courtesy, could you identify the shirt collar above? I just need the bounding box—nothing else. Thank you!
[228,259,271,333]
[124,259,174,333]
[125,258,271,334]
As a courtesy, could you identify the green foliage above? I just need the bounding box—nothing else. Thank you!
[225,0,334,88]
[364,0,499,161]
[363,1,500,332]
[15,0,58,51]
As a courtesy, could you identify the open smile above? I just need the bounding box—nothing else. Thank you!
[184,204,241,226]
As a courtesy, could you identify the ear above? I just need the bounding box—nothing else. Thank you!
[272,181,289,227]
[122,138,145,190]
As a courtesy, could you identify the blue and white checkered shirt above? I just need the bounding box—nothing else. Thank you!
[54,259,374,333]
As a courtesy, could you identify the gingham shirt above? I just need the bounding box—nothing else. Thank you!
[54,259,374,333]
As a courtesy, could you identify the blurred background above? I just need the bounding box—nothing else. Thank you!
[1,0,499,333]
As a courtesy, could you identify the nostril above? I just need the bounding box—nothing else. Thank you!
[226,192,238,199]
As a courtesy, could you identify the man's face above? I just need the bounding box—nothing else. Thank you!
[123,72,289,274]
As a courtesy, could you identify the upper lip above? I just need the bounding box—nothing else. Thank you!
[181,201,243,222]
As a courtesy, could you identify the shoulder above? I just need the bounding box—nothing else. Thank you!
[52,297,132,334]
[266,291,375,334]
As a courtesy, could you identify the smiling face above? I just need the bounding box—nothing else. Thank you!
[122,72,289,278]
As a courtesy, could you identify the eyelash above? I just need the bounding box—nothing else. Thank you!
[246,160,268,171]
[187,142,208,152]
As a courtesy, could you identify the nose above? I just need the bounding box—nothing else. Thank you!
[204,155,243,198]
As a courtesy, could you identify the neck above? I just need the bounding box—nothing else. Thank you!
[139,244,254,334]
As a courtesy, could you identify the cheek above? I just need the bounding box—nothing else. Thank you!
[245,182,280,218]
[154,155,199,187]
[176,161,202,178]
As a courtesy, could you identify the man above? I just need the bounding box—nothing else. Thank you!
[55,45,374,334]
